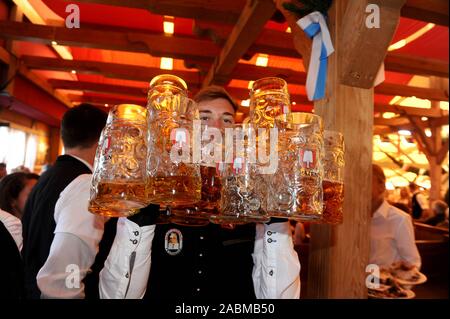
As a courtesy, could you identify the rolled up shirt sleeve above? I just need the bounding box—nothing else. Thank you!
[99,218,155,299]
[252,221,301,299]
[37,174,107,299]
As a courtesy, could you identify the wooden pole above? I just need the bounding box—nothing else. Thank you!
[427,77,448,202]
[305,0,405,298]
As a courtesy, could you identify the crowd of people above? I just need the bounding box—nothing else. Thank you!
[0,85,447,300]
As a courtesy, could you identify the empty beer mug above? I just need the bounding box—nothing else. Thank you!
[321,131,345,225]
[89,104,148,217]
[210,124,270,225]
[249,77,291,129]
[268,112,324,221]
[146,74,201,207]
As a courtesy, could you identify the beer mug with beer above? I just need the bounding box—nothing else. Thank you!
[249,77,291,129]
[268,112,324,221]
[210,124,270,224]
[89,104,148,217]
[321,131,345,224]
[146,75,201,207]
[170,124,224,226]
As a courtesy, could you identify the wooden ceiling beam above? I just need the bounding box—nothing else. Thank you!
[374,117,411,127]
[401,0,449,26]
[202,0,277,86]
[384,53,449,78]
[22,56,449,103]
[1,21,448,79]
[69,93,146,106]
[374,103,445,117]
[21,55,202,87]
[65,0,450,26]
[67,0,246,25]
[375,82,449,101]
[0,20,218,63]
[49,79,147,97]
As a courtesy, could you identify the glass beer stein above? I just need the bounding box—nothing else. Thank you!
[321,131,345,224]
[89,104,148,217]
[171,124,224,226]
[249,77,291,129]
[146,75,201,207]
[268,112,324,221]
[210,124,270,225]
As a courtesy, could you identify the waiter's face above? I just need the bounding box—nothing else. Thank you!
[198,98,235,130]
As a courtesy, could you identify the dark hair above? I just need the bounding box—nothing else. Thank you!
[409,182,419,191]
[372,164,386,184]
[0,163,6,169]
[0,172,39,217]
[61,103,107,149]
[194,86,238,113]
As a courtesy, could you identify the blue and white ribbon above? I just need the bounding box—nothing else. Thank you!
[297,11,334,101]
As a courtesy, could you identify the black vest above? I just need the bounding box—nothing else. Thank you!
[411,193,422,219]
[21,155,116,299]
[0,221,24,299]
[144,222,256,300]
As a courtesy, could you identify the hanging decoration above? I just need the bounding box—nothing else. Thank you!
[283,0,334,101]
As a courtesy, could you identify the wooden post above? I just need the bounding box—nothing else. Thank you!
[305,0,403,298]
[427,77,448,201]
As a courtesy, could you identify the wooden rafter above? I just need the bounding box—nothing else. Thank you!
[50,79,311,106]
[65,0,246,25]
[374,103,445,118]
[21,55,202,86]
[67,0,450,26]
[409,115,436,155]
[0,48,72,108]
[202,0,276,86]
[0,21,448,79]
[49,79,147,97]
[69,94,146,106]
[22,56,450,108]
[375,82,449,101]
[402,0,449,26]
[374,117,411,126]
[384,53,449,78]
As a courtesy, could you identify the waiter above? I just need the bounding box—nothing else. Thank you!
[99,86,301,299]
[22,104,116,299]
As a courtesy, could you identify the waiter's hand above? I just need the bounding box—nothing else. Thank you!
[127,204,161,226]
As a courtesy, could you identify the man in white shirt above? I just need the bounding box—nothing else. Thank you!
[370,164,421,269]
[99,86,301,299]
[22,104,113,299]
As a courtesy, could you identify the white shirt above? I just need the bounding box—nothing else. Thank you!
[0,209,22,250]
[36,174,107,299]
[370,200,421,269]
[99,219,301,299]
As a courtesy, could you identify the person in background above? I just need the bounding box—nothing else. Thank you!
[0,172,39,220]
[0,172,39,249]
[21,103,114,299]
[0,172,38,299]
[0,163,7,179]
[422,200,448,227]
[99,86,300,299]
[409,182,429,220]
[370,164,421,269]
